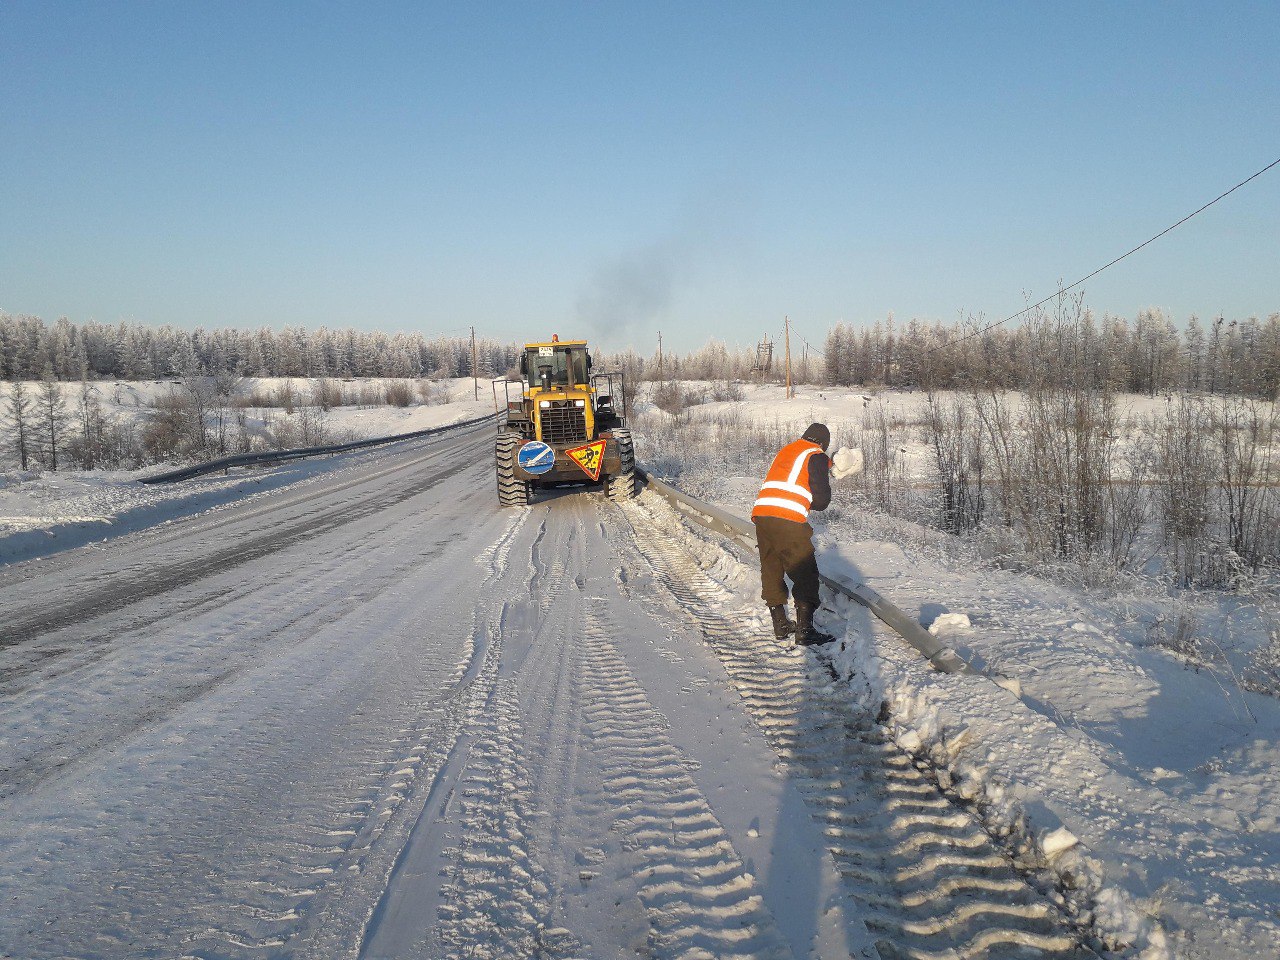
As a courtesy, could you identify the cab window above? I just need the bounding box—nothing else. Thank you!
[526,346,588,388]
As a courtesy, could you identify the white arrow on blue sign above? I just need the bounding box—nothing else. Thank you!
[516,440,556,474]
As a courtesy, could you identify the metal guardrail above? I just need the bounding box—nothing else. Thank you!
[139,414,496,484]
[636,467,974,675]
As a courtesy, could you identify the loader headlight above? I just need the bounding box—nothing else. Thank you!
[574,399,585,407]
[539,400,551,408]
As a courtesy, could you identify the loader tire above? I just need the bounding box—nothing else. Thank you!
[606,429,637,501]
[496,432,530,507]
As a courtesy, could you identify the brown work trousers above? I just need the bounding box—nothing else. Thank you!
[753,515,820,608]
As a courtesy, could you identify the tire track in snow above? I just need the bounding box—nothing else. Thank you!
[574,606,793,960]
[476,505,529,585]
[434,676,583,959]
[619,501,1097,960]
[0,427,489,647]
[0,489,473,800]
[300,603,509,958]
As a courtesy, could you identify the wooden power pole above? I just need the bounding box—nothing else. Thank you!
[784,315,793,399]
[657,330,664,379]
[470,326,479,400]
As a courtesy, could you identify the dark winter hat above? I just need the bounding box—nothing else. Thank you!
[801,422,831,451]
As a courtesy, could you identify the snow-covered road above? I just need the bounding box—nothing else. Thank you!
[1,423,1092,959]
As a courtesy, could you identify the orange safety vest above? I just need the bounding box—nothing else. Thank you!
[751,439,824,523]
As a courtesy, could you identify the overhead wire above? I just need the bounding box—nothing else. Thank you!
[927,153,1280,353]
[795,331,826,359]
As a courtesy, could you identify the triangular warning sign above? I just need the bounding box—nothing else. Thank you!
[565,439,607,481]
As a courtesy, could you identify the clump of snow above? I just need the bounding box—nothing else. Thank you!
[830,446,864,479]
[1041,826,1080,859]
[1093,888,1172,960]
[927,612,971,635]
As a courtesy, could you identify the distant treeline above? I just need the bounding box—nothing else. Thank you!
[5,304,1280,399]
[0,313,517,382]
[598,305,1280,400]
[822,305,1280,398]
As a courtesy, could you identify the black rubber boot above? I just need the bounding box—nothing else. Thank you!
[794,601,835,646]
[768,605,795,640]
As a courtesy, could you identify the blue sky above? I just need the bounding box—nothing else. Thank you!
[1,1,1277,351]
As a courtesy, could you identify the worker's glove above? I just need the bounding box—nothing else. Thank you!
[830,446,864,480]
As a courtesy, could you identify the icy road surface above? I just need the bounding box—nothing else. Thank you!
[1,422,1089,959]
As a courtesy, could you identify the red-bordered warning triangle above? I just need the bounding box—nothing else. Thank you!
[565,439,607,481]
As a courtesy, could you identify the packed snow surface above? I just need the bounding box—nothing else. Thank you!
[2,421,885,958]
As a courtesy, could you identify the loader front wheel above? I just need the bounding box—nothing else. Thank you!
[496,432,530,507]
[606,429,637,501]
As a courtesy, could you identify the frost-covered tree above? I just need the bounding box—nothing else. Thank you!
[5,381,34,469]
[36,369,69,470]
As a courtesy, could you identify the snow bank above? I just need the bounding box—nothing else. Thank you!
[636,488,1176,957]
[827,609,1172,957]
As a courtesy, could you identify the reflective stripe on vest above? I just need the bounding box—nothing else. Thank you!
[751,439,823,523]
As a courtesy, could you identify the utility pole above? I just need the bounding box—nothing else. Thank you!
[784,315,793,400]
[470,326,478,400]
[657,330,664,379]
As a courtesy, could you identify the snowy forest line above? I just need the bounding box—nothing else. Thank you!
[3,305,1280,399]
[0,314,514,383]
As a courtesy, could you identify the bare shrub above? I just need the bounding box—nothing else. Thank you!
[353,382,386,406]
[709,380,744,403]
[1144,610,1203,660]
[385,380,414,408]
[244,384,273,408]
[313,378,344,411]
[1105,436,1153,569]
[277,380,298,414]
[1152,398,1219,587]
[651,381,703,417]
[854,402,911,516]
[1020,386,1119,561]
[1244,624,1280,696]
[1215,397,1280,570]
[416,379,449,405]
[142,390,198,463]
[924,392,984,534]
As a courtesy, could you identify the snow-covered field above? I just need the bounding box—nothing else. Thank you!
[0,377,494,564]
[632,383,1280,960]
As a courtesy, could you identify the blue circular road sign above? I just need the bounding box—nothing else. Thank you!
[517,440,556,475]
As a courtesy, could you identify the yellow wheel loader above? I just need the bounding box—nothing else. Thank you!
[493,337,636,507]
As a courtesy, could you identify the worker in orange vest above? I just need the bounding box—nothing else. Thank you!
[751,422,835,646]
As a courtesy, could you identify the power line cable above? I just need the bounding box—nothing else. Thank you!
[930,153,1280,353]
[795,331,826,359]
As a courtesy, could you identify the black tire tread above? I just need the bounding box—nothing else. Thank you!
[606,429,638,501]
[496,432,530,507]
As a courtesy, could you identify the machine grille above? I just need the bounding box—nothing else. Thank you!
[541,405,588,444]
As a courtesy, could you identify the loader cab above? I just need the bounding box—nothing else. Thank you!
[520,342,591,392]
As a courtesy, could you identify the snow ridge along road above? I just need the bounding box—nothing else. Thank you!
[619,499,1097,960]
[2,422,1088,959]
